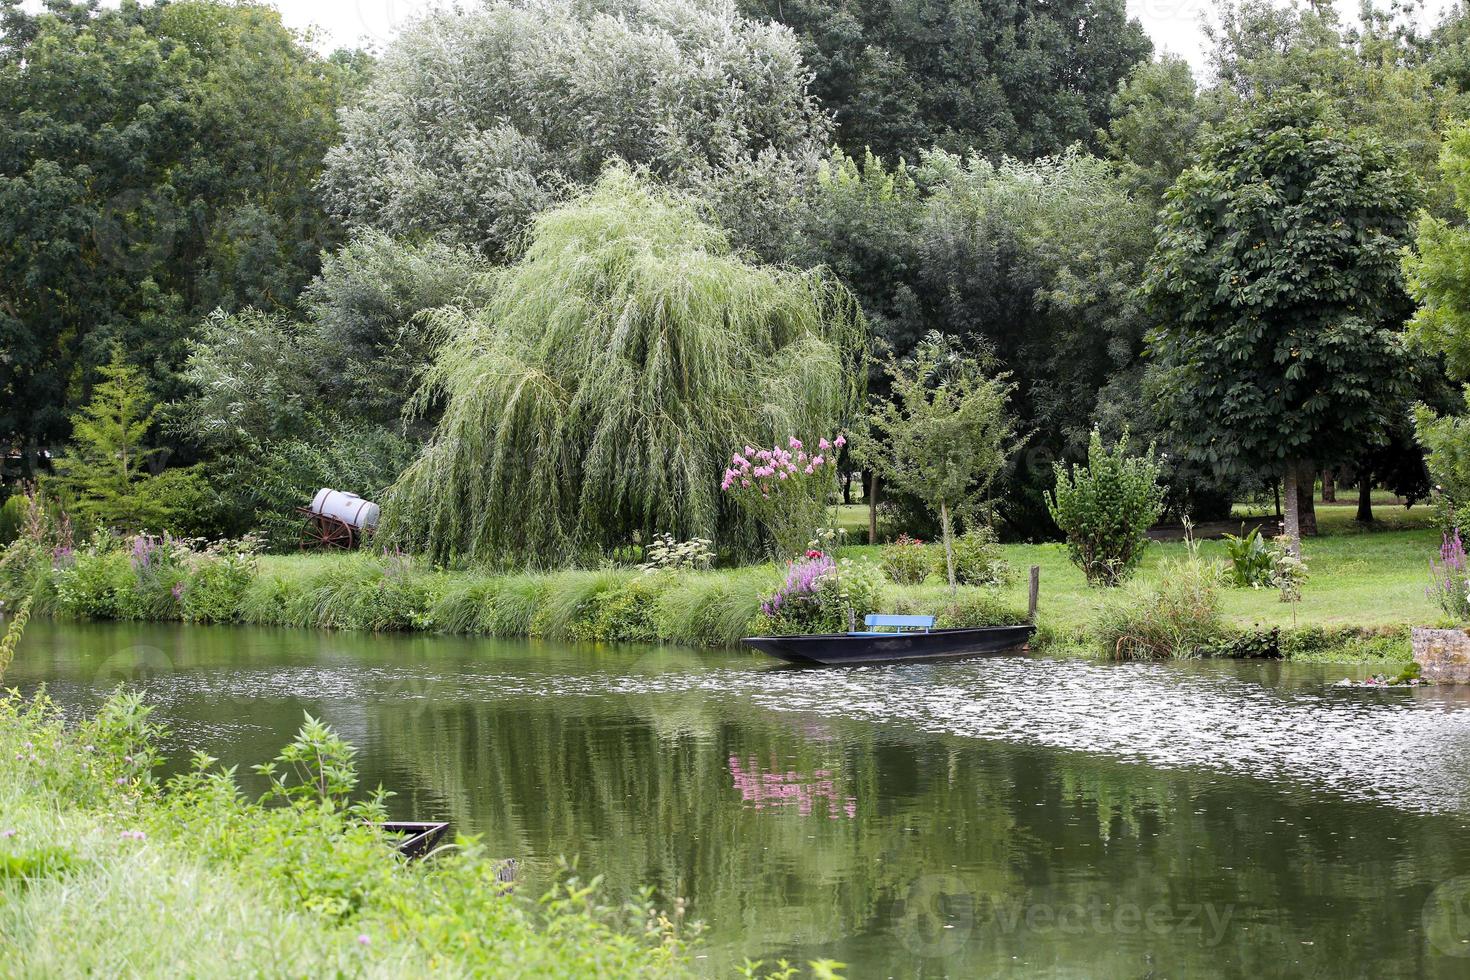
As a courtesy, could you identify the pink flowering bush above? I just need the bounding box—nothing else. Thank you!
[755,551,882,635]
[722,435,844,559]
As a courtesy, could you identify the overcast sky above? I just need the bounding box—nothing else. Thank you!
[14,0,1466,74]
[269,0,1463,72]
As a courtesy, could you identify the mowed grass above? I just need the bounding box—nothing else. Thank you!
[836,504,1443,638]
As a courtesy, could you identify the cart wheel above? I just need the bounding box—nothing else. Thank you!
[301,514,356,550]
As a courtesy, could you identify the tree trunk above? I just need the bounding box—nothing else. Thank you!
[1296,461,1317,537]
[1283,464,1302,556]
[1357,477,1374,524]
[1321,469,1336,503]
[940,499,957,594]
[867,471,879,546]
[1273,480,1281,519]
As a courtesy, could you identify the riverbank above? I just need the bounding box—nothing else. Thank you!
[0,688,695,976]
[0,523,1440,662]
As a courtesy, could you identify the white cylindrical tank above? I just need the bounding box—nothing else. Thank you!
[309,488,380,531]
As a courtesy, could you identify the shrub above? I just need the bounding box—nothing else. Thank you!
[880,534,931,584]
[115,535,191,621]
[180,538,261,624]
[1269,535,1309,606]
[0,493,25,546]
[945,525,1011,587]
[1046,429,1165,586]
[1428,529,1470,620]
[637,534,714,573]
[565,576,666,643]
[52,546,132,620]
[929,589,1028,629]
[1221,526,1273,588]
[1091,556,1226,659]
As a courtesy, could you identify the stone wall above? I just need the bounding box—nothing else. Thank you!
[1412,627,1470,683]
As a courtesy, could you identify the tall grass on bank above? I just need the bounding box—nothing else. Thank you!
[6,545,1027,649]
[1092,557,1227,660]
[0,689,694,977]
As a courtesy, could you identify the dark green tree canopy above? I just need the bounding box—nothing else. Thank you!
[1144,94,1418,481]
[738,0,1151,162]
[0,0,348,462]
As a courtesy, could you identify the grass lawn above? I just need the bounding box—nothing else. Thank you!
[836,504,1443,640]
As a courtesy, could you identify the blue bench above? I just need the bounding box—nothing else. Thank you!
[849,614,934,636]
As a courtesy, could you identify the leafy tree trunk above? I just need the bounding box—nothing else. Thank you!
[1357,477,1374,523]
[940,499,957,594]
[1322,469,1335,502]
[868,471,879,546]
[1296,461,1318,537]
[1283,463,1302,556]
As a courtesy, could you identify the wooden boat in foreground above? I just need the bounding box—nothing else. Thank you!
[742,614,1035,666]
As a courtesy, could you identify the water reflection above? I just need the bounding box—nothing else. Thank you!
[728,755,857,818]
[12,620,1470,977]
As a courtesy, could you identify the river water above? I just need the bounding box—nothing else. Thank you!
[12,619,1470,978]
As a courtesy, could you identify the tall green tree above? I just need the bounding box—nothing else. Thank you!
[738,0,1151,163]
[381,169,867,567]
[793,149,1157,536]
[51,350,206,533]
[1403,119,1470,514]
[321,0,829,261]
[0,0,350,469]
[1099,55,1207,212]
[1144,94,1418,552]
[1204,0,1467,213]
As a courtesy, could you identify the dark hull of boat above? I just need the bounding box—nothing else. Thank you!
[742,625,1035,665]
[378,821,449,859]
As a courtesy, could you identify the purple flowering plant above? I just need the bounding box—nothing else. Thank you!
[1429,529,1470,620]
[757,551,883,635]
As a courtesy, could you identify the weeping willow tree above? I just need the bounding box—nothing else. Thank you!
[381,169,866,566]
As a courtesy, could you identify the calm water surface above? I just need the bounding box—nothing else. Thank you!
[13,619,1470,978]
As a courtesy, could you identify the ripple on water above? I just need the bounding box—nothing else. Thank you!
[129,657,1470,815]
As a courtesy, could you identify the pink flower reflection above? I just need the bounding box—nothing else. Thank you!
[728,755,857,819]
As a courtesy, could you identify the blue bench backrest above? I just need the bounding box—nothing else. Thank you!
[864,614,934,631]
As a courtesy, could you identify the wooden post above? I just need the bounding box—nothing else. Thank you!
[1027,565,1040,623]
[867,471,880,545]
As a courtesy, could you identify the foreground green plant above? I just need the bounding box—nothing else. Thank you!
[0,689,695,977]
[0,594,31,682]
